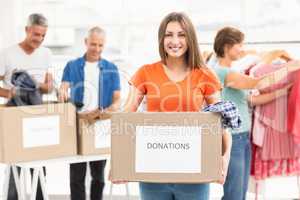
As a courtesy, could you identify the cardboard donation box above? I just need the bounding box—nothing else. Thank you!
[0,102,77,163]
[111,112,223,183]
[77,113,111,155]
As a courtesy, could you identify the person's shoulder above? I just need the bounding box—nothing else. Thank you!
[212,63,234,76]
[131,61,162,79]
[65,56,84,68]
[206,53,218,67]
[195,66,219,79]
[101,58,118,70]
[140,61,162,71]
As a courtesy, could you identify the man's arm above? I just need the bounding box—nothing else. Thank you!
[79,90,121,122]
[79,69,121,122]
[104,90,121,112]
[0,50,14,99]
[39,72,54,94]
[58,60,72,102]
[0,75,14,99]
[58,81,70,103]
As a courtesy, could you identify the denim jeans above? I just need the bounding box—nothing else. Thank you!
[139,182,209,200]
[222,131,251,200]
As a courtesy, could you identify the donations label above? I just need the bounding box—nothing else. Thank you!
[135,126,201,173]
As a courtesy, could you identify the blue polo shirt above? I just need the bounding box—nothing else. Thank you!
[61,55,120,109]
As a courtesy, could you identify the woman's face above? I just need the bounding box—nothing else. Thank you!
[163,21,188,59]
[226,43,243,61]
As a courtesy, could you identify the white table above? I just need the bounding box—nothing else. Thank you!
[2,155,129,200]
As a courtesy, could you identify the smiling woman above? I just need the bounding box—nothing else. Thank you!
[121,12,232,200]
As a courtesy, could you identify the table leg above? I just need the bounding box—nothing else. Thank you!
[2,165,11,200]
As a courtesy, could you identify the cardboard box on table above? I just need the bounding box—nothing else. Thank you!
[77,112,111,156]
[0,102,77,163]
[111,112,223,183]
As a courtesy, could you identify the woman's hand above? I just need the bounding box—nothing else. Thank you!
[275,83,293,97]
[108,170,128,184]
[217,154,230,185]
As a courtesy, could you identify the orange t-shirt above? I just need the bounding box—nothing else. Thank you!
[130,61,221,112]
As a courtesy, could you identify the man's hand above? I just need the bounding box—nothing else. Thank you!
[58,82,70,103]
[0,74,16,99]
[78,109,101,124]
[7,87,16,99]
[38,72,54,94]
[58,88,68,103]
[79,109,112,124]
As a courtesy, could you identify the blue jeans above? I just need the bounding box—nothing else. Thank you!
[222,132,251,200]
[139,182,209,200]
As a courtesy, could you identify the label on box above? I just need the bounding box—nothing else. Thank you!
[22,115,60,148]
[94,120,111,148]
[135,126,201,173]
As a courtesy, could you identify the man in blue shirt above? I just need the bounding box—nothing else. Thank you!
[59,26,120,200]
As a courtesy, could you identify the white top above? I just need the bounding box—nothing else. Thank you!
[207,53,261,73]
[0,44,52,89]
[232,54,261,72]
[80,61,100,112]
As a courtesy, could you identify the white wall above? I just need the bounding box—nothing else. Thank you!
[0,0,22,50]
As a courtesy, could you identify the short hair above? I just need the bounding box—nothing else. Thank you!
[213,27,244,58]
[87,26,105,37]
[158,12,205,69]
[27,13,48,27]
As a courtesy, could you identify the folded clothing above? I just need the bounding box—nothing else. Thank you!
[6,70,42,106]
[203,101,242,129]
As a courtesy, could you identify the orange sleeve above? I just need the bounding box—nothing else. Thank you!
[129,65,147,94]
[200,67,221,96]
